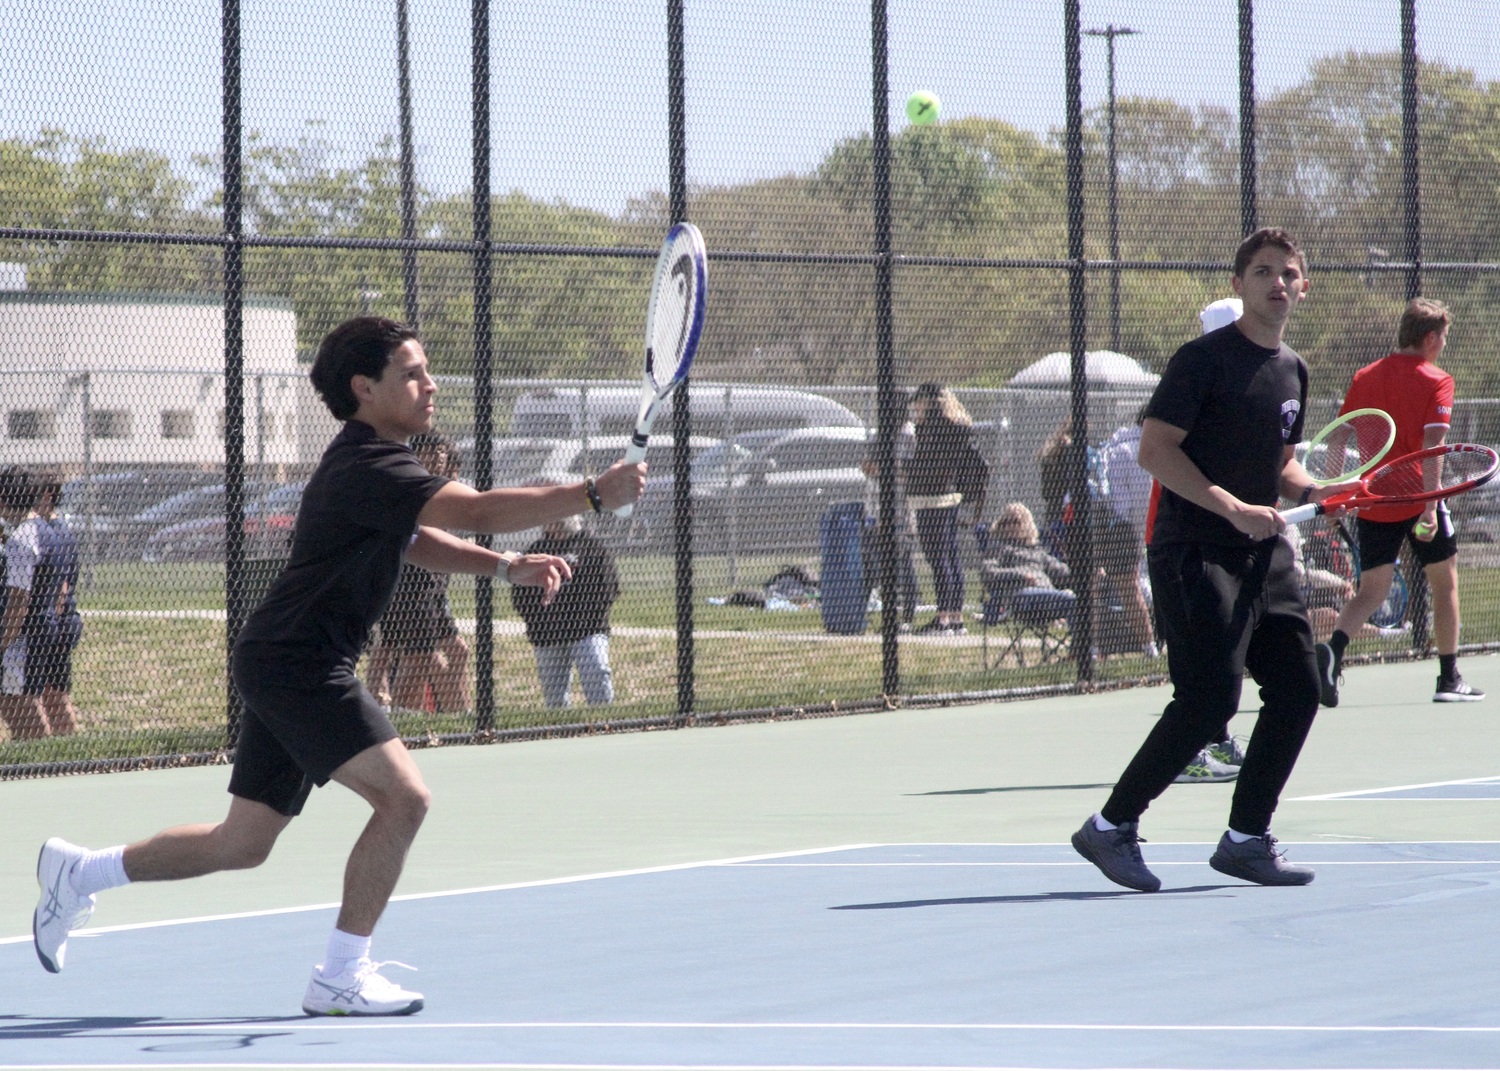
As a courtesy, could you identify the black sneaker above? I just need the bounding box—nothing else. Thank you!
[1071,817,1160,892]
[1434,675,1485,702]
[1208,831,1314,886]
[1314,643,1340,708]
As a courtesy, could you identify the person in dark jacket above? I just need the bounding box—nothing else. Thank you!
[905,382,987,634]
[512,509,621,707]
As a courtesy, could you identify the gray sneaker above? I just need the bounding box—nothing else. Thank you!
[1434,675,1485,702]
[1208,831,1314,886]
[1071,816,1161,892]
[1208,735,1248,767]
[1173,748,1239,784]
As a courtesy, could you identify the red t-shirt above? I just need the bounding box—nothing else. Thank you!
[1338,352,1454,522]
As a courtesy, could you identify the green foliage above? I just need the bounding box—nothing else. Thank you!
[7,53,1500,394]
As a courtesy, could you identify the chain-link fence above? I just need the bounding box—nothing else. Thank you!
[4,0,1500,774]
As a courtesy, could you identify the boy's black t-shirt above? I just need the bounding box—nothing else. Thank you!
[236,420,449,663]
[1146,324,1308,547]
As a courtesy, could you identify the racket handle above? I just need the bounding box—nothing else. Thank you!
[612,440,650,518]
[1279,501,1324,525]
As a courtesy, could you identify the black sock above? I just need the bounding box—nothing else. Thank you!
[1439,654,1458,680]
[1329,630,1349,659]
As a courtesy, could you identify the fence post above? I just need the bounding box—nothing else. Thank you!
[1064,0,1094,683]
[470,0,497,733]
[1237,0,1257,236]
[222,0,248,748]
[668,0,696,725]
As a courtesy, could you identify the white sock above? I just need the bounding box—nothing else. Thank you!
[321,928,372,978]
[1092,813,1118,832]
[1226,828,1258,844]
[71,846,130,897]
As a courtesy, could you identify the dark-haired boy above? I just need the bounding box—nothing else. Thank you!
[1072,229,1348,893]
[32,317,645,1015]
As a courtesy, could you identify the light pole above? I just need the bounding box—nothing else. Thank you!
[1084,24,1139,352]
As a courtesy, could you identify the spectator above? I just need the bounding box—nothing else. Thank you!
[906,382,987,635]
[512,495,621,708]
[1093,411,1157,656]
[1037,419,1085,557]
[368,433,470,713]
[982,502,1073,597]
[32,472,81,735]
[0,468,50,739]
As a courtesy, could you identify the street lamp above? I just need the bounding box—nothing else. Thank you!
[1084,24,1140,352]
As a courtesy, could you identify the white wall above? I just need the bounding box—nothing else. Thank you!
[0,295,304,468]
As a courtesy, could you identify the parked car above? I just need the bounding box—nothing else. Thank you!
[454,434,720,487]
[634,426,873,553]
[60,469,221,559]
[141,482,306,563]
[117,481,273,561]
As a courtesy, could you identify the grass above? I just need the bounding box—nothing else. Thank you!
[6,554,1495,769]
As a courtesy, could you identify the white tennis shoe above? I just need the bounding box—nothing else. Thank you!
[33,837,96,973]
[302,959,424,1017]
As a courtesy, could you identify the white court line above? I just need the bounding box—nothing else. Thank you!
[0,845,876,947]
[58,1020,1500,1033]
[1291,776,1500,801]
[734,859,1500,867]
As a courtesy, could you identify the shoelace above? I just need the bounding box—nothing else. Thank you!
[353,959,418,981]
[1113,825,1148,861]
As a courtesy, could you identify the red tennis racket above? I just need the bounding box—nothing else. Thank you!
[1281,442,1499,525]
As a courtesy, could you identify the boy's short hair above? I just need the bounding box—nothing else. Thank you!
[1232,227,1306,278]
[1397,297,1452,351]
[0,467,39,513]
[309,317,420,420]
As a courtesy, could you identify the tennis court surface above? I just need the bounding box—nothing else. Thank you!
[3,656,1499,1070]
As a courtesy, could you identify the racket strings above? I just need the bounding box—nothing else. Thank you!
[1367,447,1496,499]
[1308,411,1396,483]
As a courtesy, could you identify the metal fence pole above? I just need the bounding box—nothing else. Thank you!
[1065,0,1094,683]
[668,0,695,724]
[1400,0,1422,302]
[397,0,421,330]
[1237,0,1257,237]
[222,0,248,747]
[871,0,900,699]
[470,0,497,732]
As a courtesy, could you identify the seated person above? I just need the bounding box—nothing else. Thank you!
[981,502,1072,601]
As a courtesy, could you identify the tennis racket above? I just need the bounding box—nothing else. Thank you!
[1299,407,1396,486]
[1281,442,1499,525]
[614,221,707,519]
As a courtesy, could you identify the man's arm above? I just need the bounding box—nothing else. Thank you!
[406,527,573,604]
[0,587,28,649]
[1414,422,1450,538]
[1136,417,1285,540]
[416,458,644,534]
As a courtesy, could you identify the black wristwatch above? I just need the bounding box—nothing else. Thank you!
[1298,484,1316,506]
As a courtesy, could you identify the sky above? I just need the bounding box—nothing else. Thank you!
[2,0,1497,217]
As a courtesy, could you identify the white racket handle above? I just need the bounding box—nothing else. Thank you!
[612,439,650,518]
[1279,502,1322,525]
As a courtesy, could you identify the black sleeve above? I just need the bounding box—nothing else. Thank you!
[1144,343,1214,434]
[348,442,450,535]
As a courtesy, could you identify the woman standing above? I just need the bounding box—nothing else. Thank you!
[905,383,987,634]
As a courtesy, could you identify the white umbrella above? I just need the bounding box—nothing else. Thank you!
[1007,349,1159,390]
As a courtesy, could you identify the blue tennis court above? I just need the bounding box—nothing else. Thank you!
[4,838,1500,1069]
[4,657,1499,1069]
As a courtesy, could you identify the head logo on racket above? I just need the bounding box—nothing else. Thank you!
[615,222,707,519]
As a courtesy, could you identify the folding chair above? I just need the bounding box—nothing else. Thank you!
[981,587,1076,670]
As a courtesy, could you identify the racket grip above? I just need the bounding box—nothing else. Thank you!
[612,440,651,518]
[1279,502,1323,525]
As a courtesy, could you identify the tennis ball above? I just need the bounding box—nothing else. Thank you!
[906,90,941,126]
[1415,517,1437,538]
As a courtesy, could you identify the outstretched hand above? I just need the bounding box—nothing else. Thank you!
[507,553,574,606]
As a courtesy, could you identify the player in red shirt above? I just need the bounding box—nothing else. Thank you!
[1316,297,1484,705]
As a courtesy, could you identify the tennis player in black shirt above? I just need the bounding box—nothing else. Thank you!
[1072,229,1352,892]
[32,317,645,1015]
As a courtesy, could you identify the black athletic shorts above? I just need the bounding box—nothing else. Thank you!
[22,635,73,694]
[1356,502,1458,570]
[229,642,398,817]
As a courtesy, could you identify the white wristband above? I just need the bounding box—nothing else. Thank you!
[494,551,520,584]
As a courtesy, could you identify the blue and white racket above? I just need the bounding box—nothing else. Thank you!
[615,222,707,518]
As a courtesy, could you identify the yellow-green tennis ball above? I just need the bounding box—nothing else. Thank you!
[906,90,940,126]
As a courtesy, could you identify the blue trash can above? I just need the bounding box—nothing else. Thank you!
[819,502,867,635]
